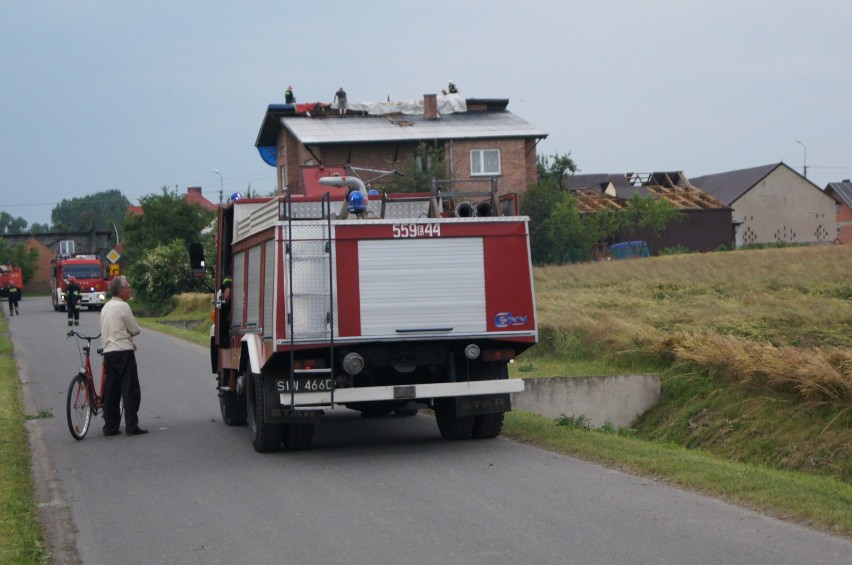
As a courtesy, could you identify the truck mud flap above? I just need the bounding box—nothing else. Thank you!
[436,394,511,417]
[267,406,324,424]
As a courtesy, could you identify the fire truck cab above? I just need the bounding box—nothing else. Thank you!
[51,241,111,312]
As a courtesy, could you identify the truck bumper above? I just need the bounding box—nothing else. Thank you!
[81,292,107,306]
[279,378,524,407]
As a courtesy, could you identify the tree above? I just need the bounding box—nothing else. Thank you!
[130,239,213,312]
[537,152,578,189]
[50,189,130,232]
[122,186,216,308]
[122,186,215,267]
[520,178,566,263]
[29,222,51,234]
[620,193,681,236]
[0,239,40,284]
[0,211,29,235]
[384,143,447,193]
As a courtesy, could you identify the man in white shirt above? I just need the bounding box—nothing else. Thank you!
[100,276,146,436]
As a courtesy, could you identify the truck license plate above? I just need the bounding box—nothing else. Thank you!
[275,378,333,393]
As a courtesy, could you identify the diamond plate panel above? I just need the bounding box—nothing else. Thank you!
[383,200,431,219]
[284,224,337,340]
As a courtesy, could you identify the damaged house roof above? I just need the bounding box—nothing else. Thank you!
[255,98,547,148]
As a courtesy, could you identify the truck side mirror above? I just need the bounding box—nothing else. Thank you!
[187,242,206,277]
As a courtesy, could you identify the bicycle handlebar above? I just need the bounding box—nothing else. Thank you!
[66,330,101,341]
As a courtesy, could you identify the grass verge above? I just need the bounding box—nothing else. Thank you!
[0,316,49,564]
[502,410,852,537]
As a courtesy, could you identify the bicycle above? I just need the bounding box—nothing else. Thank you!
[65,330,115,440]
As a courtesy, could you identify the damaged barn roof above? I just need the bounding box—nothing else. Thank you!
[565,171,729,212]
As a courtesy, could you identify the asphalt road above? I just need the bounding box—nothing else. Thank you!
[8,296,852,564]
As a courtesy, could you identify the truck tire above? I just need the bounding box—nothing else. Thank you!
[434,400,474,440]
[283,423,314,450]
[472,412,504,439]
[246,372,283,452]
[219,391,247,426]
[218,370,246,426]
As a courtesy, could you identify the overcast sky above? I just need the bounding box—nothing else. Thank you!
[2,1,851,226]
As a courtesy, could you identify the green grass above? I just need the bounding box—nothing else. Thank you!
[0,316,49,564]
[502,410,852,536]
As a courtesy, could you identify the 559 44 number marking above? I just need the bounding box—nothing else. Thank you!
[392,224,441,238]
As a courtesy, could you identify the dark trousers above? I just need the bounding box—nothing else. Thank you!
[8,297,17,315]
[67,303,79,323]
[103,350,142,432]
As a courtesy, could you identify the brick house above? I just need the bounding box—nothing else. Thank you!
[254,94,547,197]
[824,180,852,244]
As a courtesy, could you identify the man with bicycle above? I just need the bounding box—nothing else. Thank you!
[100,276,146,436]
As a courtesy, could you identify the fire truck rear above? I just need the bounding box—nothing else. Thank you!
[0,263,23,299]
[51,241,111,311]
[199,177,537,452]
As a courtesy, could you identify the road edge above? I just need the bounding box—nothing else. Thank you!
[13,329,82,565]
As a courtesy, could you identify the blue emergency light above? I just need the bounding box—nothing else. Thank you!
[348,190,366,214]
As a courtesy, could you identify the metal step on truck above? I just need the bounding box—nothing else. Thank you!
[190,174,537,452]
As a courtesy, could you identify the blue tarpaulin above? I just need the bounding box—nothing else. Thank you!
[258,146,276,167]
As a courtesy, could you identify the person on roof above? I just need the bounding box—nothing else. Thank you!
[65,276,82,326]
[334,87,347,115]
[285,85,296,104]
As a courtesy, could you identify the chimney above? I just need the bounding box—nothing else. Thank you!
[188,186,202,195]
[423,93,438,120]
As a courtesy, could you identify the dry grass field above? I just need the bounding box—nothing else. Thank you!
[531,244,852,482]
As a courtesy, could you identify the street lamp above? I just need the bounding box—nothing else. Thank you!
[214,169,223,204]
[795,140,807,179]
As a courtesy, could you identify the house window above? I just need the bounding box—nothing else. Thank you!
[415,154,432,172]
[470,149,501,176]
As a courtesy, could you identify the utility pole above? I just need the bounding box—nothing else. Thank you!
[214,169,224,204]
[796,140,808,179]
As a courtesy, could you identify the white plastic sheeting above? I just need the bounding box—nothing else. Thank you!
[336,94,467,116]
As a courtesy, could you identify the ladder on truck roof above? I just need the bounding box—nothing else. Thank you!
[282,192,336,408]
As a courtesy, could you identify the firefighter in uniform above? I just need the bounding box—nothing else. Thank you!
[7,283,20,316]
[65,276,82,326]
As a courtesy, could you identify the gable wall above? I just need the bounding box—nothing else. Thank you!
[733,167,837,245]
[836,199,852,243]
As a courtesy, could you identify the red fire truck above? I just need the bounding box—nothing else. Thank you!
[0,263,23,298]
[192,175,537,452]
[51,241,111,312]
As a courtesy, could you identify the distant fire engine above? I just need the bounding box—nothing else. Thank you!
[51,240,112,312]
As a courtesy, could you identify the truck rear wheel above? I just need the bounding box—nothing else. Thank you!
[246,372,283,452]
[218,371,246,426]
[220,391,247,426]
[434,400,474,440]
[472,412,504,439]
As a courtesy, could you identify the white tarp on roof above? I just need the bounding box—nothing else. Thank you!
[334,93,467,115]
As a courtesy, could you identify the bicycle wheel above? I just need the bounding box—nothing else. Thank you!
[66,374,93,440]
